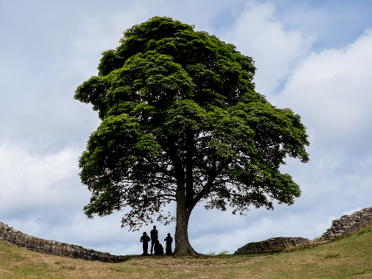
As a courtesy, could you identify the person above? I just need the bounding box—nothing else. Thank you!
[140,232,151,256]
[154,240,164,255]
[164,233,173,255]
[150,225,158,254]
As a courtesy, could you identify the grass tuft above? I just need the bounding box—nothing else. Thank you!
[324,252,340,259]
[358,225,372,235]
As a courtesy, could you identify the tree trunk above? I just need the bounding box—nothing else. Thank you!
[173,205,199,256]
[173,183,199,256]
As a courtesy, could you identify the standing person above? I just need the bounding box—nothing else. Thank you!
[150,225,158,254]
[164,233,173,255]
[140,232,151,256]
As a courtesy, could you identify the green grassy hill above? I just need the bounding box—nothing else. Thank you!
[1,226,372,278]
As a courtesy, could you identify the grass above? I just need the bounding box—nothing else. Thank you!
[1,226,372,278]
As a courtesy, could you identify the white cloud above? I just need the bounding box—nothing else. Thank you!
[0,143,142,255]
[269,28,372,243]
[0,143,87,215]
[224,1,314,96]
[277,28,372,144]
[67,10,151,79]
[342,207,363,216]
[314,207,363,238]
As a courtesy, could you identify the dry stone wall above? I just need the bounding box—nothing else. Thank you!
[319,206,372,241]
[234,237,310,255]
[0,221,130,262]
[234,206,372,255]
[3,206,372,258]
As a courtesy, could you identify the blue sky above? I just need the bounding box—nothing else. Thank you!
[1,0,372,255]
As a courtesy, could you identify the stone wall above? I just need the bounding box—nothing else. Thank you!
[319,206,372,241]
[3,206,372,258]
[234,237,310,255]
[234,206,372,255]
[0,221,130,262]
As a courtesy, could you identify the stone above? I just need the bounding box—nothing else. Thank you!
[234,237,310,255]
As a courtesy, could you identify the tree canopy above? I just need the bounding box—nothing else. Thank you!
[74,16,309,256]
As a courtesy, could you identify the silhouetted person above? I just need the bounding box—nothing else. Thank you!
[140,232,151,256]
[164,233,173,255]
[154,240,164,255]
[150,225,158,254]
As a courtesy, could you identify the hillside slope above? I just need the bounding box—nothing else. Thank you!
[1,226,372,278]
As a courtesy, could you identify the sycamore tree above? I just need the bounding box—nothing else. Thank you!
[74,16,309,256]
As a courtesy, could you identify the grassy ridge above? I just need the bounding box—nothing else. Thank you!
[1,226,372,278]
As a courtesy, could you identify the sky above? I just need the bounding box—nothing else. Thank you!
[1,0,372,255]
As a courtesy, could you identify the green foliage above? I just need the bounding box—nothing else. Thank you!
[74,16,309,231]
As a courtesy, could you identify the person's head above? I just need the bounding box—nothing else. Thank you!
[156,240,159,244]
[167,233,170,236]
[143,232,147,235]
[153,225,156,229]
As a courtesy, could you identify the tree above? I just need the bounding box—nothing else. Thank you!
[74,16,309,256]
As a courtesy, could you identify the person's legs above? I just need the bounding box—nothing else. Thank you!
[151,240,155,254]
[166,244,172,255]
[143,243,148,255]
